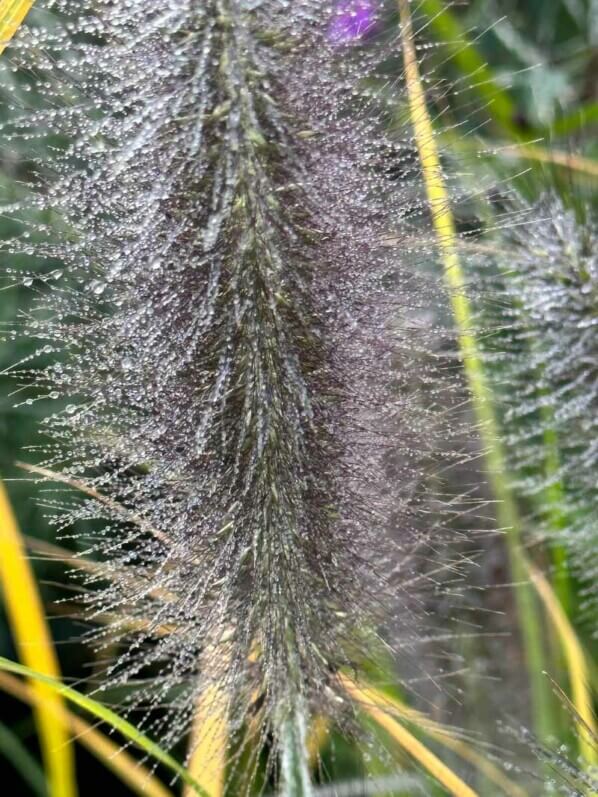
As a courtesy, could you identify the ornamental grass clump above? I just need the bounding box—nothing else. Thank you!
[1,0,464,785]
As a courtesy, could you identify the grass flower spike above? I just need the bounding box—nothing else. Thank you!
[1,0,461,789]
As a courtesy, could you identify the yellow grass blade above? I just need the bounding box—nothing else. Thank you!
[0,0,34,54]
[0,670,174,797]
[528,563,598,767]
[0,655,210,796]
[340,675,479,797]
[0,481,77,797]
[499,144,598,180]
[184,683,230,797]
[306,716,330,767]
[348,680,527,797]
[31,537,226,791]
[396,0,555,743]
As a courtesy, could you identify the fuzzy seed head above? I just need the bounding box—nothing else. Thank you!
[1,0,464,764]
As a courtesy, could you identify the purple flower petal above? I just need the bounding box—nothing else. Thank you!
[329,0,378,44]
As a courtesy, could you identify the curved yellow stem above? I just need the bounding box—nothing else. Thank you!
[0,0,34,53]
[0,670,174,797]
[0,481,77,797]
[529,563,597,768]
[340,675,479,797]
[397,0,556,744]
[351,680,528,797]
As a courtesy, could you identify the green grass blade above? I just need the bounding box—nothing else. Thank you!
[0,670,175,797]
[0,720,47,797]
[417,0,518,135]
[280,703,313,797]
[550,101,598,137]
[0,656,210,797]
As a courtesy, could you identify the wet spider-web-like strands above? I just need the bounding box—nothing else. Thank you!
[0,0,467,759]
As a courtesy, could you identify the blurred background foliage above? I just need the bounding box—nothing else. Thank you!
[0,0,596,795]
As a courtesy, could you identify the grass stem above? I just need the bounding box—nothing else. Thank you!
[280,700,313,797]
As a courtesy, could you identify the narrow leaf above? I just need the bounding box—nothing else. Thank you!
[396,0,555,744]
[280,702,314,797]
[0,656,210,797]
[0,719,47,797]
[0,0,34,54]
[340,675,479,797]
[528,563,598,768]
[348,679,527,797]
[184,682,230,797]
[497,144,598,179]
[0,670,175,797]
[0,481,77,797]
[418,0,517,134]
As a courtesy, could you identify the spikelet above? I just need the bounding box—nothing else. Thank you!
[0,0,464,775]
